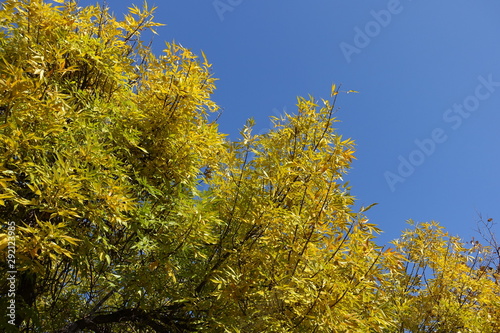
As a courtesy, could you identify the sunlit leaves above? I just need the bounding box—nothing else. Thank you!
[0,0,221,331]
[1,1,498,332]
[385,220,500,332]
[197,92,393,332]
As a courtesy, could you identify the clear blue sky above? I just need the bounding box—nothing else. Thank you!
[81,0,500,246]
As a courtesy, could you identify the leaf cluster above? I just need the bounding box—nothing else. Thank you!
[0,1,499,332]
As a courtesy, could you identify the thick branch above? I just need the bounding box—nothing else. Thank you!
[57,305,194,333]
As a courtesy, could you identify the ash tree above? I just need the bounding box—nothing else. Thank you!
[0,1,499,332]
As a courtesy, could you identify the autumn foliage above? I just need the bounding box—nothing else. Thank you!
[0,1,499,332]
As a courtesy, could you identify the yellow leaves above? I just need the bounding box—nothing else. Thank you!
[386,220,500,332]
[201,50,212,69]
[382,247,405,272]
[99,251,111,265]
[296,96,319,115]
[331,83,338,96]
[17,218,80,264]
[116,3,164,43]
[57,233,80,246]
[202,91,387,328]
[27,183,42,196]
[240,117,255,145]
[360,202,378,213]
[166,263,178,283]
[331,83,358,97]
[50,209,81,219]
[0,192,14,206]
[0,1,440,331]
[127,4,142,16]
[0,231,11,253]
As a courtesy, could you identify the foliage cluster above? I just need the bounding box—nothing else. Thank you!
[0,1,499,332]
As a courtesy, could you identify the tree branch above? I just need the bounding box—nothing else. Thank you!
[56,305,195,333]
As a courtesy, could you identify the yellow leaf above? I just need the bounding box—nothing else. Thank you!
[331,83,338,96]
[0,234,7,252]
[60,235,81,245]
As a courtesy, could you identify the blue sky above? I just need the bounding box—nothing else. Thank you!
[82,0,500,246]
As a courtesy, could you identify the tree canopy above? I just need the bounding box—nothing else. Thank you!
[0,1,499,332]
